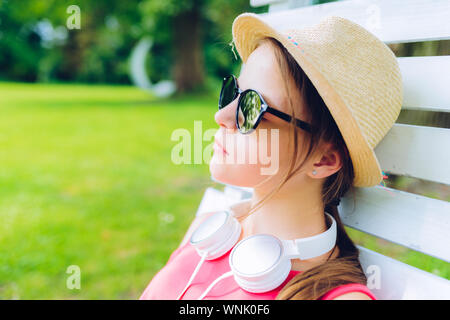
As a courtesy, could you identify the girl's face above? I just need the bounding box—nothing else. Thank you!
[210,42,310,189]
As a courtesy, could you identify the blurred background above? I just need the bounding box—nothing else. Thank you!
[0,0,448,299]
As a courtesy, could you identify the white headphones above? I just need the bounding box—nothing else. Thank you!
[176,209,337,300]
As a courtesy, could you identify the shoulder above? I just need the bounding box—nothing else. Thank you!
[321,283,376,300]
[332,291,373,300]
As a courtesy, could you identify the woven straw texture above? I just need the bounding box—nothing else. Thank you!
[232,13,403,187]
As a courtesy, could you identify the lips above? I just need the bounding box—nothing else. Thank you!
[214,138,228,155]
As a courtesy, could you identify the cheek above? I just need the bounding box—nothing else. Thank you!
[209,128,292,187]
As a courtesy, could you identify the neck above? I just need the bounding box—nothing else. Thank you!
[239,177,328,241]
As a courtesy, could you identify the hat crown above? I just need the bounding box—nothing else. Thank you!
[281,16,403,149]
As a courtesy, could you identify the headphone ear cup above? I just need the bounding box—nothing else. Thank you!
[190,210,241,260]
[229,234,291,293]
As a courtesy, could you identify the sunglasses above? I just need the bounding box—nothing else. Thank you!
[219,75,314,134]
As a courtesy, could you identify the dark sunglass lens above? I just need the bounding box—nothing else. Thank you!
[219,76,237,109]
[238,91,262,133]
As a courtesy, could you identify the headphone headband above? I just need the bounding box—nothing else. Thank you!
[282,212,337,260]
[182,209,338,298]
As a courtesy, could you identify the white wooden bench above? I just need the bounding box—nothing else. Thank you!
[195,0,450,300]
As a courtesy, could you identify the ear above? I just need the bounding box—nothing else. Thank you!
[308,143,342,179]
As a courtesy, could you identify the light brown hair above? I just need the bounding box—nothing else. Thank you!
[236,37,367,299]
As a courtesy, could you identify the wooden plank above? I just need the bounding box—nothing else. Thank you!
[195,187,229,217]
[250,0,286,7]
[195,186,253,217]
[224,185,254,201]
[399,56,450,113]
[340,185,450,262]
[358,246,450,299]
[267,0,313,13]
[257,0,450,43]
[374,124,450,185]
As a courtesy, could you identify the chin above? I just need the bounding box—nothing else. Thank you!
[209,158,234,185]
[209,155,264,188]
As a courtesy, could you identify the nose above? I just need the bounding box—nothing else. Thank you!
[214,98,239,131]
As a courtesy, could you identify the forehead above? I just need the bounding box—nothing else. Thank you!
[237,42,306,118]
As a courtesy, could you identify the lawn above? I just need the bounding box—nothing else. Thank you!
[0,82,447,299]
[0,82,220,299]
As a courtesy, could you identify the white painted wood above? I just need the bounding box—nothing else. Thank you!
[250,0,285,7]
[268,2,293,13]
[399,56,450,113]
[358,246,450,300]
[257,0,450,43]
[339,185,450,262]
[224,185,254,201]
[195,187,229,217]
[268,0,314,13]
[374,124,450,185]
[195,186,252,217]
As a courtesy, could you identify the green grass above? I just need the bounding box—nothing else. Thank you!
[0,82,221,299]
[0,82,447,299]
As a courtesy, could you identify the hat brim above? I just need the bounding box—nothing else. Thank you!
[232,12,383,188]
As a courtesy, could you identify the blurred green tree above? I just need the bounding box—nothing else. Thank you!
[139,0,253,94]
[0,0,143,83]
[0,0,260,94]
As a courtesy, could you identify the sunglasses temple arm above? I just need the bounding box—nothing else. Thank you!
[265,106,313,133]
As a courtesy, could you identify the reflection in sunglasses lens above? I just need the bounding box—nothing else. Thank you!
[238,91,261,133]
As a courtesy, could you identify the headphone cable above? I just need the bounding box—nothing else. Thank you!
[177,251,208,300]
[197,271,234,300]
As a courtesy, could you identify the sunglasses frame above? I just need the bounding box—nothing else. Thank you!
[219,75,314,135]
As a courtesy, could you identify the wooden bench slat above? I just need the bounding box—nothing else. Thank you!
[358,246,450,300]
[195,187,230,217]
[399,56,450,112]
[375,124,450,185]
[195,186,254,217]
[255,0,450,43]
[340,185,450,262]
[250,0,284,7]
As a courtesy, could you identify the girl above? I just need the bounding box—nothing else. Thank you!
[140,13,402,300]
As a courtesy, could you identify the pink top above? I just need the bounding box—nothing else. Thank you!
[139,240,376,300]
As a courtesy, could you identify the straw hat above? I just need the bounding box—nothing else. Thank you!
[231,13,403,188]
